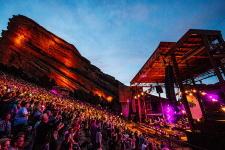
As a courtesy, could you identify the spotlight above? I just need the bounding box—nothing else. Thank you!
[189,93,193,96]
[202,92,206,95]
[178,92,182,95]
[185,90,188,93]
[222,107,225,111]
[193,89,196,93]
[212,99,217,102]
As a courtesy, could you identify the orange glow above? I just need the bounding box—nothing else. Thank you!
[106,96,113,102]
[222,107,225,111]
[50,70,79,91]
[59,67,79,82]
[202,92,206,95]
[93,90,104,97]
[6,16,116,105]
[92,90,113,102]
[15,34,24,45]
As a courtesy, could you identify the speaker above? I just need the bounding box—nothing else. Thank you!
[156,85,163,93]
[165,65,178,108]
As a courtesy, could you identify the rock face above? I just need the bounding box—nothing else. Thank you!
[0,15,123,101]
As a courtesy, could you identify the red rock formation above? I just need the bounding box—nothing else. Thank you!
[0,15,122,100]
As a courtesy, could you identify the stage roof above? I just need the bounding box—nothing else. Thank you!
[131,29,225,86]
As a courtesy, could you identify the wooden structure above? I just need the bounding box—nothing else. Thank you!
[131,29,225,131]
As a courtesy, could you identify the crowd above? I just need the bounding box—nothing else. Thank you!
[0,71,170,150]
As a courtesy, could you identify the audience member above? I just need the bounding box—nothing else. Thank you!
[8,135,24,150]
[0,138,11,150]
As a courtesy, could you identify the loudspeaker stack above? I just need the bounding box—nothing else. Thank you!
[165,65,177,108]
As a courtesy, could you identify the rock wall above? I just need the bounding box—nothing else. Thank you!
[0,15,123,100]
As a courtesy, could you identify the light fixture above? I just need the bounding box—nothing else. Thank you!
[202,92,206,95]
[185,90,188,93]
[193,89,196,93]
[222,107,225,111]
[178,92,182,95]
[212,98,217,102]
[189,93,193,96]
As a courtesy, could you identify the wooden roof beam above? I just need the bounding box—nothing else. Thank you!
[176,55,208,58]
[166,29,222,57]
[183,41,202,44]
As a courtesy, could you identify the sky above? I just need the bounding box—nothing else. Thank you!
[0,0,225,90]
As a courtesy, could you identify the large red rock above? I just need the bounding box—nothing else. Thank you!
[0,15,123,101]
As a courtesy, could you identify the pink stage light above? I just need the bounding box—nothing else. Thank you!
[127,99,129,103]
[141,75,147,78]
[167,106,172,120]
[208,94,218,101]
[50,90,57,94]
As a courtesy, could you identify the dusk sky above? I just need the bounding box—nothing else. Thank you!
[0,0,225,88]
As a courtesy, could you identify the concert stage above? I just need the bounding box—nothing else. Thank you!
[120,29,225,149]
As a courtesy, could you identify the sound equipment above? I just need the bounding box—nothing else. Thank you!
[165,65,178,109]
[156,85,163,93]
